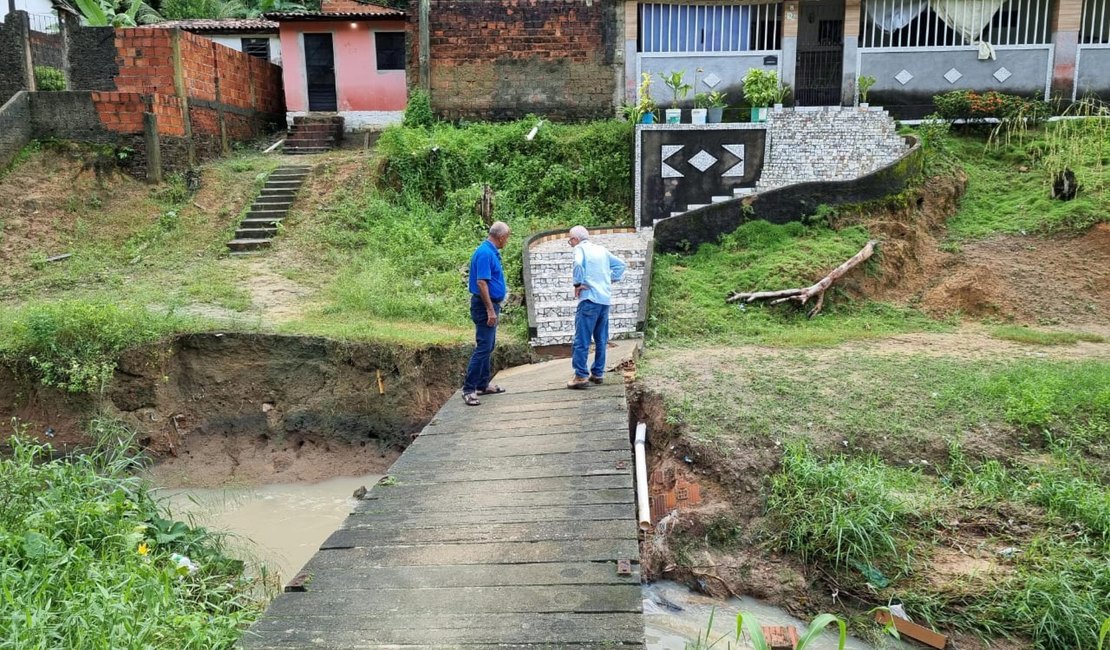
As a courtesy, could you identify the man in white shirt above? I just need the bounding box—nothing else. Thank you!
[566,226,627,389]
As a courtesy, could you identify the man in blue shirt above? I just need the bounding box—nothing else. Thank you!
[463,221,511,406]
[566,226,627,389]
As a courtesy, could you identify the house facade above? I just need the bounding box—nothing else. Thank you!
[269,0,407,130]
[406,0,1108,121]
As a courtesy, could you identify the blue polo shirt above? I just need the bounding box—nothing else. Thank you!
[468,239,506,301]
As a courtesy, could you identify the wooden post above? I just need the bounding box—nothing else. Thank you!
[418,0,430,93]
[780,1,799,92]
[143,112,163,183]
[842,0,862,105]
[1050,0,1083,100]
[169,30,196,167]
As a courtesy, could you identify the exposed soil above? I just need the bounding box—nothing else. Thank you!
[144,431,399,488]
[242,260,318,323]
[843,173,1110,326]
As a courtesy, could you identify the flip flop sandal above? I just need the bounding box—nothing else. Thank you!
[477,385,506,395]
[463,392,481,406]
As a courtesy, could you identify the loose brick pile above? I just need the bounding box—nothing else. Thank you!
[417,0,619,121]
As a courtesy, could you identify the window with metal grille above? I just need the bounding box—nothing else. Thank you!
[1081,0,1109,43]
[375,31,405,71]
[638,3,782,52]
[859,0,1052,47]
[241,38,270,59]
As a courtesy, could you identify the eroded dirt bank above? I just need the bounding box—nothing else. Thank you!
[1,333,530,485]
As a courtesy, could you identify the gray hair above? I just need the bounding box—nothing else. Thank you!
[569,225,589,241]
[489,221,510,238]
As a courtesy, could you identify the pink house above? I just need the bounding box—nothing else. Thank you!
[268,0,407,131]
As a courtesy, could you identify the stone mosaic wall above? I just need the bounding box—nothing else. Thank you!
[0,92,32,169]
[526,230,652,348]
[756,107,908,191]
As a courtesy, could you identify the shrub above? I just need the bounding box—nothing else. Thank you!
[33,66,65,91]
[402,89,435,128]
[0,300,187,393]
[933,90,1049,122]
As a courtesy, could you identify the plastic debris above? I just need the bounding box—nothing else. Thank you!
[170,553,198,575]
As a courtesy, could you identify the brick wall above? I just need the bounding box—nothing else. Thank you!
[29,30,64,70]
[414,0,619,121]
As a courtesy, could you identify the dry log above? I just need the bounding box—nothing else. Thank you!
[726,240,879,318]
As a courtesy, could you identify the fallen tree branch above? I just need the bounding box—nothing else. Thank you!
[726,240,879,318]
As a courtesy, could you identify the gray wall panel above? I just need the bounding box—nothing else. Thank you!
[1076,47,1110,100]
[639,53,779,108]
[860,48,1050,97]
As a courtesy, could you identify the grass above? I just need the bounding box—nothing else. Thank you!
[990,325,1105,346]
[0,428,268,648]
[938,121,1110,239]
[640,349,1110,649]
[647,220,950,347]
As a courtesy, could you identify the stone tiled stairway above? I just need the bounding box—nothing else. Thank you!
[283,115,344,155]
[226,165,310,254]
[525,229,654,348]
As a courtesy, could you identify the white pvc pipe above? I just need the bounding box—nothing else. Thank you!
[634,422,651,531]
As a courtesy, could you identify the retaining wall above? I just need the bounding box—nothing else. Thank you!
[0,92,33,169]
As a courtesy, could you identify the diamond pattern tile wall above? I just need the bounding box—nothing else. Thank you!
[993,67,1012,83]
[944,68,963,84]
[895,69,914,85]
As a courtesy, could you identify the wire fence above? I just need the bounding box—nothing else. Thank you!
[28,12,60,34]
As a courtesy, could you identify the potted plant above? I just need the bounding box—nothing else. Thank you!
[742,68,778,123]
[692,93,709,125]
[772,82,790,112]
[858,75,876,110]
[660,71,691,124]
[623,72,658,124]
[705,90,727,123]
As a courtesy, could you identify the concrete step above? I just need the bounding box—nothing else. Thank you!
[268,172,308,180]
[733,187,756,196]
[235,227,277,239]
[260,187,297,195]
[253,199,293,208]
[686,204,709,211]
[227,238,272,252]
[265,179,304,186]
[247,208,287,217]
[241,217,285,227]
[284,147,330,154]
[712,195,733,203]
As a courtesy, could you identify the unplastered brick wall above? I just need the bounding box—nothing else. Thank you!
[756,108,909,191]
[418,0,619,121]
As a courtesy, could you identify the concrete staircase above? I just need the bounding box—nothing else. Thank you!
[283,115,343,155]
[526,229,653,348]
[667,186,756,220]
[227,165,310,254]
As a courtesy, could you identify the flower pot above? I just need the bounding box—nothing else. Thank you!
[773,103,784,113]
[690,108,707,125]
[750,106,768,123]
[641,112,656,124]
[859,102,870,111]
[707,107,724,123]
[665,108,682,124]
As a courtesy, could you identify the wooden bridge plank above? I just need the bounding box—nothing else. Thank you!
[297,561,639,590]
[300,538,640,568]
[323,519,637,548]
[346,502,634,526]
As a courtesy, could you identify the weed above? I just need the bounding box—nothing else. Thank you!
[0,433,266,648]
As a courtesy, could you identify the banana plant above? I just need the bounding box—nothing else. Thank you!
[736,611,847,650]
[73,0,161,26]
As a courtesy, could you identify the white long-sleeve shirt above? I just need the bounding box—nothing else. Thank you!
[573,240,627,306]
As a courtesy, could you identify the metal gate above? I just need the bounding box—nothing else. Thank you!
[795,0,844,105]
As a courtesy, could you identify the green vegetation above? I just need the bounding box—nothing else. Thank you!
[0,432,266,648]
[647,220,947,347]
[642,349,1110,649]
[0,300,194,393]
[934,117,1110,239]
[991,325,1105,346]
[684,609,850,650]
[33,66,65,92]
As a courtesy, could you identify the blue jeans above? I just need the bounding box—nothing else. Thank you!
[572,300,609,379]
[464,295,500,393]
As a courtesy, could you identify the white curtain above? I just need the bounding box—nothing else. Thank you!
[929,0,1007,43]
[865,0,928,32]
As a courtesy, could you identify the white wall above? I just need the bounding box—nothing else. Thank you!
[208,34,282,66]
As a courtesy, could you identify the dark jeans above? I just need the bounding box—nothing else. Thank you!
[463,295,501,393]
[572,300,609,379]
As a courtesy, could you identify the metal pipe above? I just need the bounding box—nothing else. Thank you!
[634,422,651,531]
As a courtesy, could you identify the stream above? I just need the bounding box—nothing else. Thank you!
[155,477,892,649]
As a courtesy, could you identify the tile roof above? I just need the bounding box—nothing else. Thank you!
[267,0,405,20]
[155,18,278,32]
